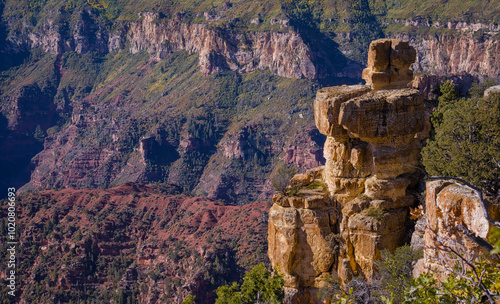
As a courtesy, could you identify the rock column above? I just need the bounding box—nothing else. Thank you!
[268,39,427,303]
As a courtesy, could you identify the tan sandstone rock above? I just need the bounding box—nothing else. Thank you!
[421,180,500,278]
[362,39,416,90]
[314,85,371,138]
[268,169,336,304]
[269,39,425,303]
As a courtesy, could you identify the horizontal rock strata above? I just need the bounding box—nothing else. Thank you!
[269,39,426,303]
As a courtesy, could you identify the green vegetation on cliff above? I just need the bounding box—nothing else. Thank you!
[319,245,422,303]
[215,263,284,304]
[4,0,498,34]
[422,82,500,193]
[0,45,320,202]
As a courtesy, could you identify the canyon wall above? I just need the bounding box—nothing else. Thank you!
[413,34,500,81]
[386,21,500,81]
[2,7,500,197]
[2,3,500,202]
[20,12,319,79]
[5,9,500,81]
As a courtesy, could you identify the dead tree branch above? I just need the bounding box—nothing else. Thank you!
[426,226,498,303]
[456,225,500,260]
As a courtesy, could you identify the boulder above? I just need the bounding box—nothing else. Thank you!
[484,85,500,100]
[422,180,500,276]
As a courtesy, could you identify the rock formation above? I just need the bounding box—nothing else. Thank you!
[485,85,500,100]
[412,180,500,278]
[268,39,426,303]
[268,168,335,302]
[362,39,416,90]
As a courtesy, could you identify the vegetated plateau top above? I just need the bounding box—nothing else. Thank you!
[3,0,499,31]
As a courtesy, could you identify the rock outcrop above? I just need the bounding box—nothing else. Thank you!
[412,180,500,278]
[268,39,426,303]
[268,168,334,302]
[484,85,500,100]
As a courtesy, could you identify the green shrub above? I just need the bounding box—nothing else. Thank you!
[364,207,384,221]
[271,163,297,195]
[406,258,500,303]
[182,295,196,304]
[215,263,284,304]
[430,80,459,128]
[376,245,423,303]
[422,92,500,193]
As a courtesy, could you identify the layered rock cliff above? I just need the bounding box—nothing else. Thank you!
[9,11,337,80]
[268,39,426,303]
[127,13,317,79]
[5,5,500,82]
[413,33,500,81]
[384,21,500,82]
[2,1,500,200]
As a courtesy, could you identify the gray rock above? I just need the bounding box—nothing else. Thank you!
[484,85,500,100]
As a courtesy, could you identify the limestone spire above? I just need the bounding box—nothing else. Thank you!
[362,39,417,90]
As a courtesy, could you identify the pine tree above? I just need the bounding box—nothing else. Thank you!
[422,90,500,194]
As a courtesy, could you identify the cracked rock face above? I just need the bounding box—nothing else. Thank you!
[313,83,424,284]
[268,39,425,303]
[362,39,416,90]
[268,168,337,304]
[414,180,500,279]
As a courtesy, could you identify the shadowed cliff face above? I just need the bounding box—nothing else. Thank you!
[0,79,61,196]
[0,126,43,194]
